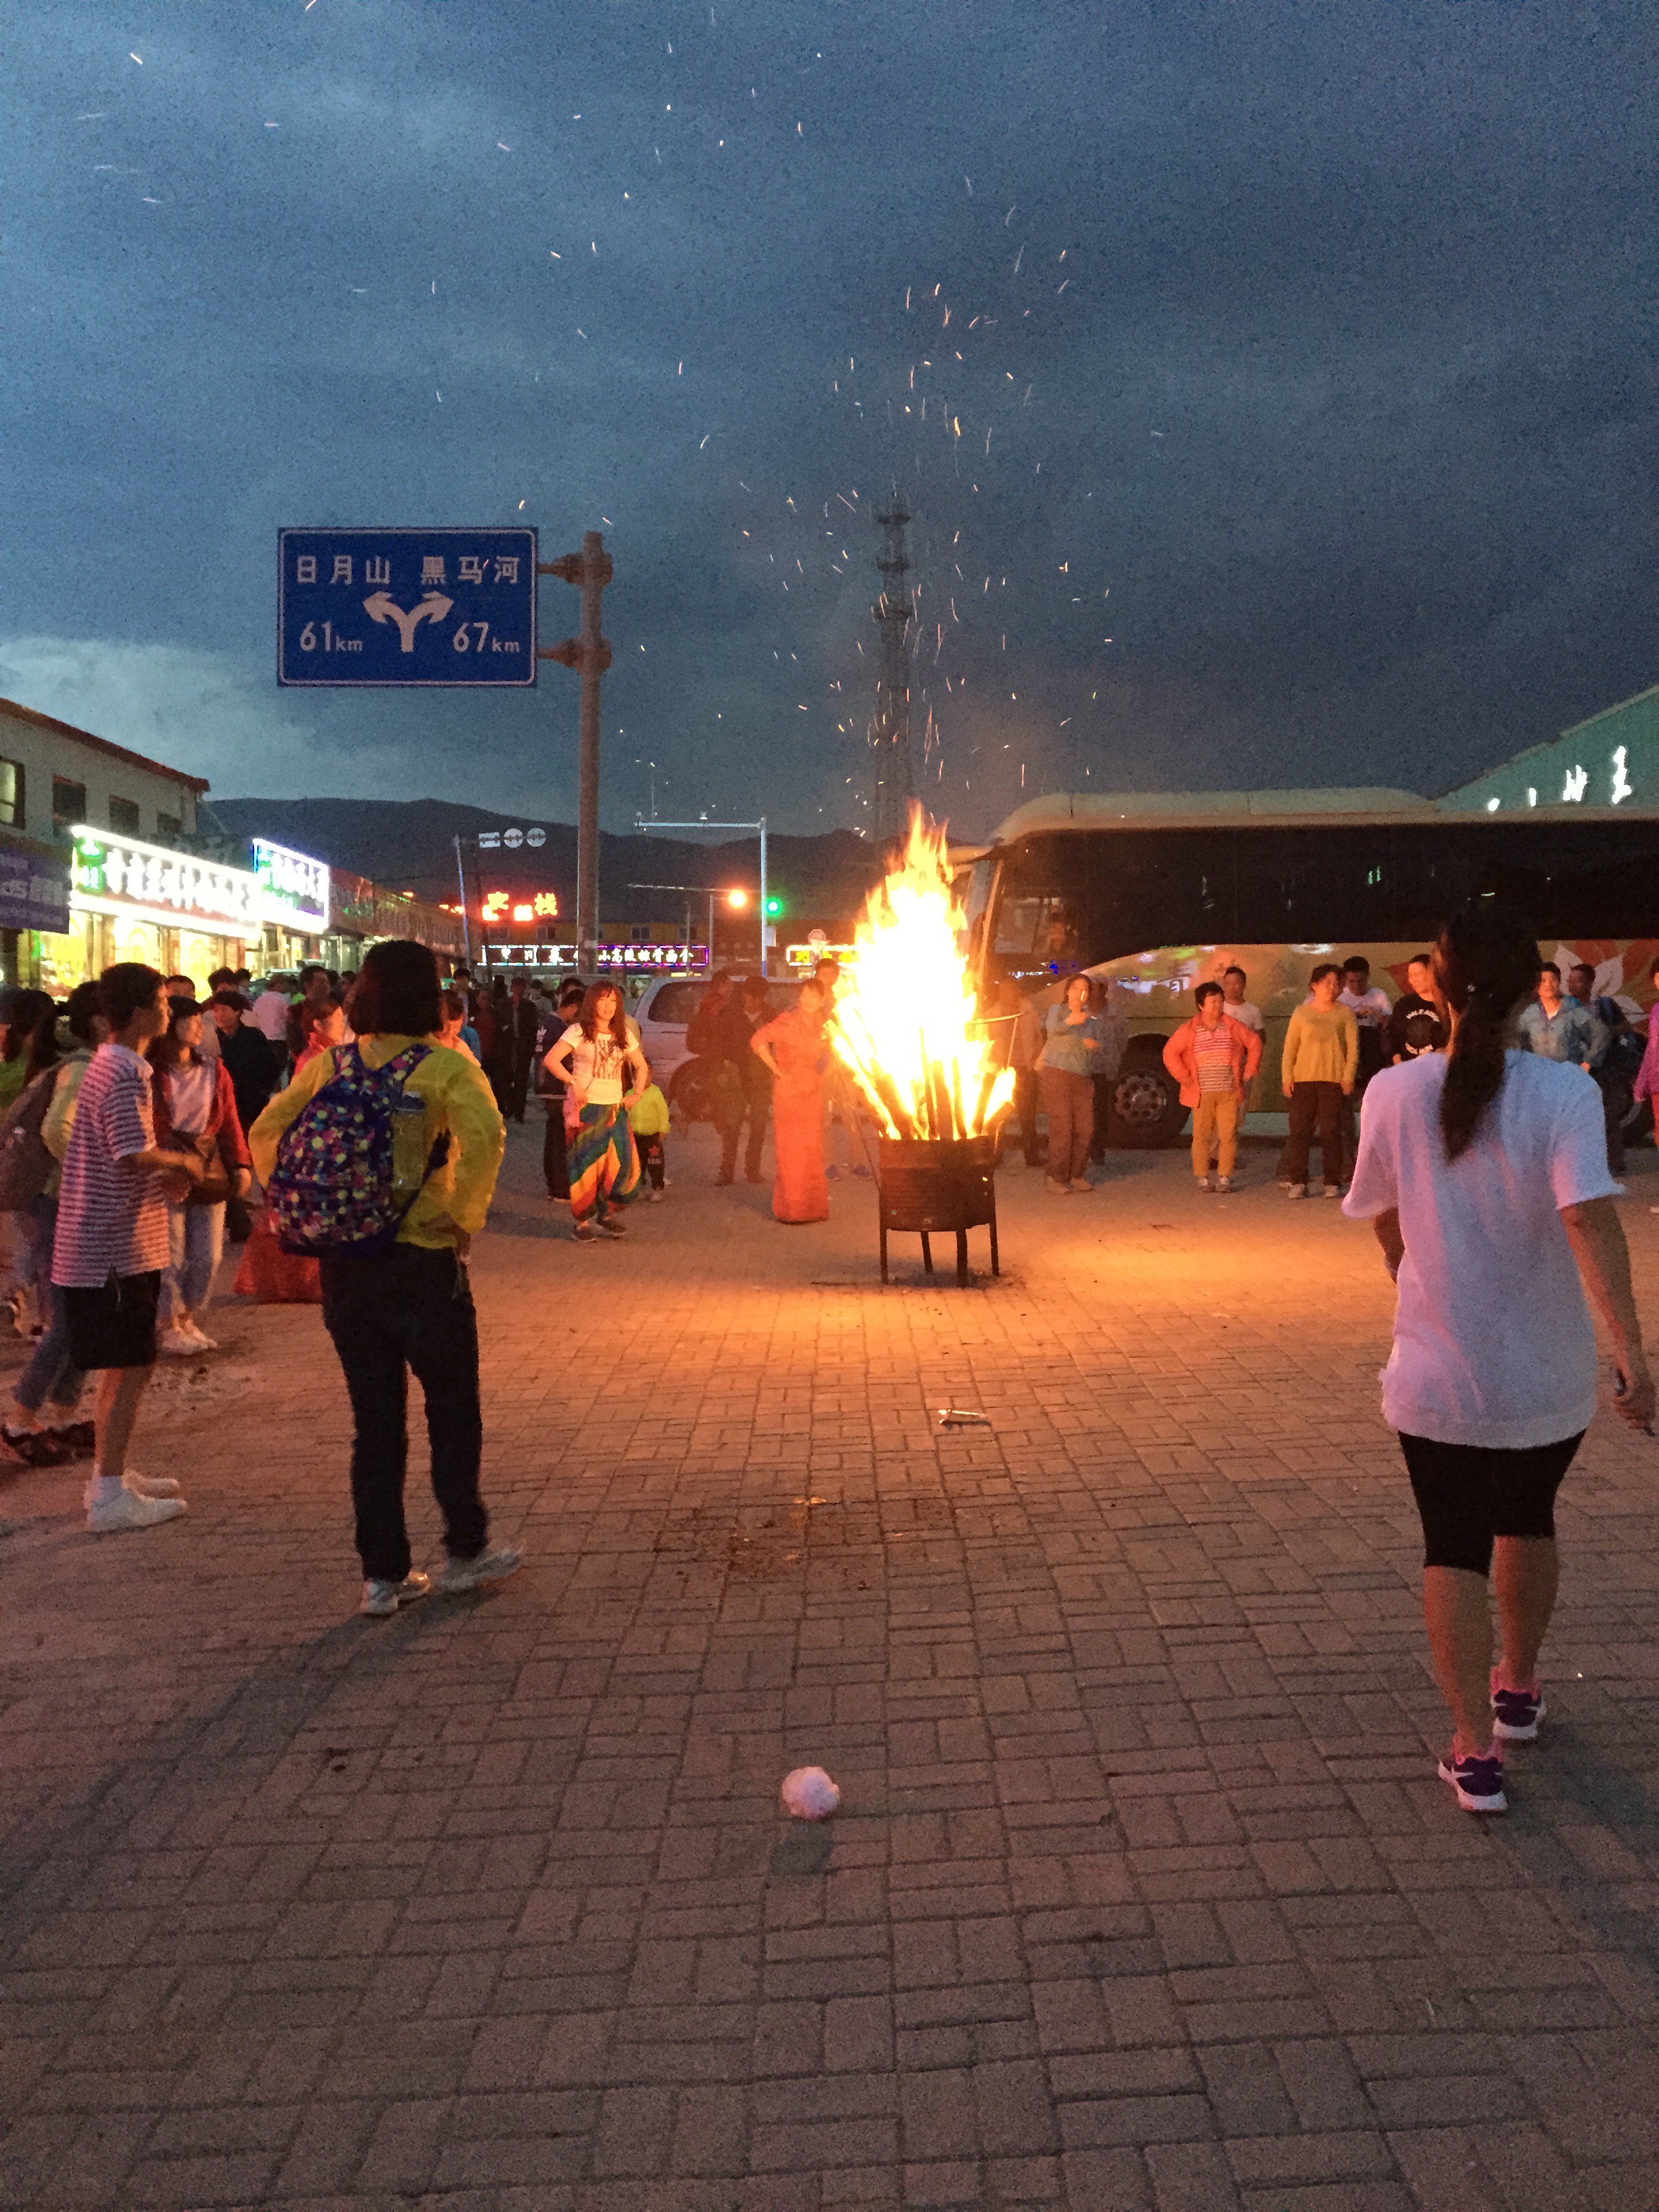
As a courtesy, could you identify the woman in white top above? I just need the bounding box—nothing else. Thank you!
[543,983,649,1243]
[1345,903,1653,1814]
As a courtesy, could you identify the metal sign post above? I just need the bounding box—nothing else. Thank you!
[636,817,769,972]
[539,533,613,972]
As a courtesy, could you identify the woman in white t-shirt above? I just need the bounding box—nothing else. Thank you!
[543,983,649,1243]
[1345,904,1653,1815]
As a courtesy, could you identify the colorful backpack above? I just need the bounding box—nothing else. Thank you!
[265,1042,436,1257]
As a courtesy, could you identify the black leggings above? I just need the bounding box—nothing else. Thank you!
[1400,1430,1584,1576]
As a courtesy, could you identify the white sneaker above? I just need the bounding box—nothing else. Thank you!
[1322,1183,1342,1199]
[123,1469,182,1498]
[182,1319,220,1350]
[1197,1175,1213,1193]
[360,1570,432,1617]
[435,1544,523,1595]
[647,1189,664,1204]
[88,1487,186,1534]
[1287,1185,1307,1200]
[1215,1176,1233,1193]
[159,1326,199,1358]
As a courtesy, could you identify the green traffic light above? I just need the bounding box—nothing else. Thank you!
[764,895,785,917]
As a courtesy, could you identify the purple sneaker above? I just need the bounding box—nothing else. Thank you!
[1490,1671,1544,1743]
[1438,1744,1507,1814]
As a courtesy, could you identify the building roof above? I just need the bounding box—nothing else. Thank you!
[0,696,211,794]
[985,786,1438,844]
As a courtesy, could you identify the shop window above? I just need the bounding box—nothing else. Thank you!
[0,760,22,830]
[155,811,182,841]
[109,796,142,834]
[52,778,87,836]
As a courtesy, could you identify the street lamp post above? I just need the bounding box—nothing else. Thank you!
[636,817,771,972]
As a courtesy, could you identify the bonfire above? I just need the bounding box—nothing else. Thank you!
[832,808,1015,1143]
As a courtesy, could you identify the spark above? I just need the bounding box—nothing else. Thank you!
[129,52,142,63]
[497,142,511,152]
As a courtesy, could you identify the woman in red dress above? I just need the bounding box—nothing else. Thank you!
[750,979,831,1223]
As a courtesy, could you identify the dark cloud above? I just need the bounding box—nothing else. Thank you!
[3,0,1655,836]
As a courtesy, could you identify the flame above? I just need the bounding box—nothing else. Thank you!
[832,807,1015,1142]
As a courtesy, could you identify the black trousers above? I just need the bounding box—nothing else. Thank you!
[1284,1080,1348,1185]
[321,1244,487,1583]
[542,1101,570,1199]
[719,1088,769,1181]
[1594,1066,1631,1175]
[636,1133,666,1189]
[1008,1069,1042,1166]
[506,1050,535,1123]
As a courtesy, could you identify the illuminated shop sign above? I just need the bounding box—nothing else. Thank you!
[252,839,330,929]
[785,941,859,970]
[483,942,710,969]
[72,827,260,934]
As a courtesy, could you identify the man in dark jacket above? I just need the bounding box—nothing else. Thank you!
[209,992,278,1136]
[716,976,773,1185]
[504,979,540,1124]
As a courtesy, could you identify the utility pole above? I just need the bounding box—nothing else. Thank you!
[452,834,473,968]
[870,506,914,846]
[538,530,613,970]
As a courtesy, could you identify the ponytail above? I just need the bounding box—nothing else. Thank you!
[1433,902,1541,1161]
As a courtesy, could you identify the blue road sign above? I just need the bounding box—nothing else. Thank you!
[278,527,537,686]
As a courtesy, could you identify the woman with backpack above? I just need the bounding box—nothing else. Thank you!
[249,938,518,1618]
[542,982,649,1242]
[148,997,251,1356]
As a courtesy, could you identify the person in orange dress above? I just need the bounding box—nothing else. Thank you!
[750,979,831,1223]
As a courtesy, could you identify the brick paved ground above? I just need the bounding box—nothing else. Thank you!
[3,1120,1659,2212]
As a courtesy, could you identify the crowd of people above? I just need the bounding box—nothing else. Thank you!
[2,927,1654,1736]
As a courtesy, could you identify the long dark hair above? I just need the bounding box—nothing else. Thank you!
[1433,902,1541,1161]
[3,989,59,1077]
[346,939,441,1038]
[579,981,630,1046]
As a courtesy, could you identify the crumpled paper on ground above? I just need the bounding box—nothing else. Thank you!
[779,1766,841,1820]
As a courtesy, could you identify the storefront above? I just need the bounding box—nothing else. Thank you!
[1,836,75,992]
[44,824,261,989]
[249,838,330,975]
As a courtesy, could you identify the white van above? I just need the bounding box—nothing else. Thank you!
[633,975,790,1119]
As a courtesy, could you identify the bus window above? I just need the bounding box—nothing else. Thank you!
[994,836,1088,971]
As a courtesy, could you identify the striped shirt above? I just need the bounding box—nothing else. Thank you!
[1191,1020,1237,1090]
[51,1043,171,1287]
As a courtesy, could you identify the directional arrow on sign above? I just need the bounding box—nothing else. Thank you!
[363,590,454,653]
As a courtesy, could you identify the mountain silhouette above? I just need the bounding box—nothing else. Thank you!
[207,797,886,930]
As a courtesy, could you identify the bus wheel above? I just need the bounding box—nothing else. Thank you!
[1106,1055,1187,1149]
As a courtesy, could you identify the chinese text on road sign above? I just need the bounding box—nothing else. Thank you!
[278,529,537,686]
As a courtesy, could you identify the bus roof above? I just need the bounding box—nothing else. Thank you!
[966,787,1659,854]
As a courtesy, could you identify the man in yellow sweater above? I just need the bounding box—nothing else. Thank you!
[251,939,513,1618]
[1280,963,1359,1197]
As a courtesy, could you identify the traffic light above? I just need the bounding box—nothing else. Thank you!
[764,893,785,919]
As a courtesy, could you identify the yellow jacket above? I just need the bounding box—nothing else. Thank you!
[628,1082,670,1137]
[1281,1002,1359,1089]
[249,1035,505,1250]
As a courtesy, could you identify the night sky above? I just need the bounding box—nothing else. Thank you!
[4,1,1655,840]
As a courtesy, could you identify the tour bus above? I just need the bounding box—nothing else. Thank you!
[962,788,1659,1146]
